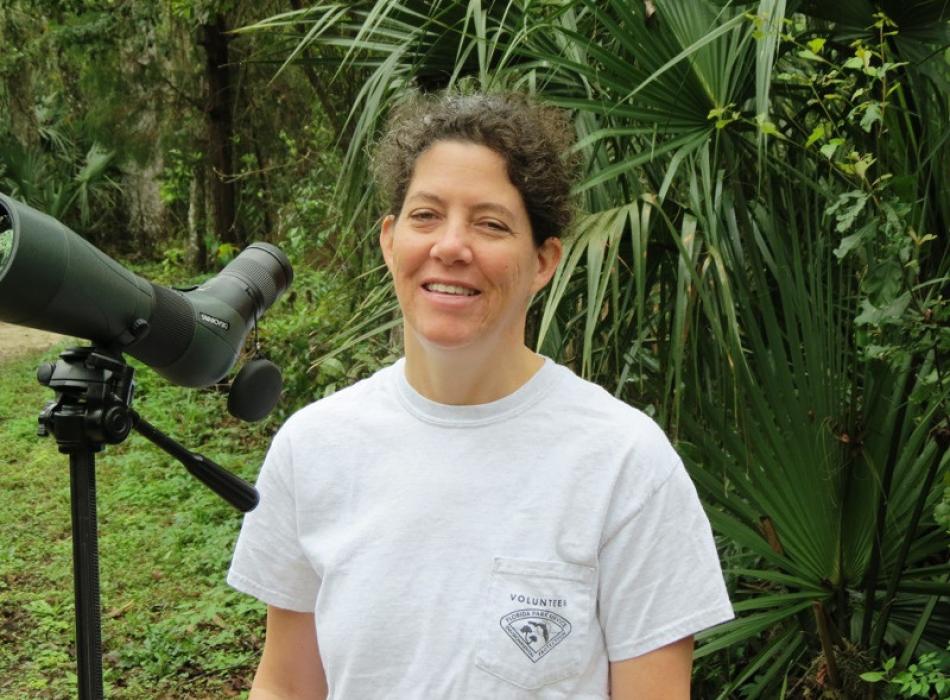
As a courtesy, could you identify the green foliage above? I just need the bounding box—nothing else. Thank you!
[0,137,119,235]
[274,137,341,260]
[0,226,12,262]
[259,267,400,416]
[169,0,241,24]
[783,25,948,398]
[937,480,950,534]
[861,647,950,698]
[213,241,240,265]
[159,149,203,206]
[157,245,188,279]
[2,0,347,260]
[0,3,143,249]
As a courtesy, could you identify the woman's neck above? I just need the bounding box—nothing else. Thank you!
[402,334,544,405]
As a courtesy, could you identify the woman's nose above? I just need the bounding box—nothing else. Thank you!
[429,218,473,265]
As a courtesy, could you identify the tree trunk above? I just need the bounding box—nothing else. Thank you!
[1,16,40,147]
[117,15,167,255]
[200,14,239,246]
[122,155,166,256]
[188,164,207,270]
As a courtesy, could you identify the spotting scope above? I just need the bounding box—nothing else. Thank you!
[0,193,293,388]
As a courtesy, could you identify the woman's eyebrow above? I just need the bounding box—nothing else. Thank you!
[471,202,516,220]
[406,191,516,220]
[405,191,446,206]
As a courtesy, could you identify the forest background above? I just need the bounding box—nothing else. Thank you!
[0,0,947,698]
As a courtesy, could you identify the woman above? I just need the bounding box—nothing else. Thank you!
[228,92,733,699]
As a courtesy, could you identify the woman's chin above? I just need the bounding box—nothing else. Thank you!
[408,325,487,353]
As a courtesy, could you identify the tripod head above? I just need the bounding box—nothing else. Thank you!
[37,347,134,450]
[38,345,259,511]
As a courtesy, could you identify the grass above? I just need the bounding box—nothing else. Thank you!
[0,340,280,698]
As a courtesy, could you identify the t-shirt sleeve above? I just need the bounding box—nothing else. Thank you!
[227,424,320,612]
[597,432,734,661]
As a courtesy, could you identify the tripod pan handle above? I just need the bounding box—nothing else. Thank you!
[183,454,260,512]
[131,412,260,512]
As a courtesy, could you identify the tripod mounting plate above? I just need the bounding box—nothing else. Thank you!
[37,346,135,452]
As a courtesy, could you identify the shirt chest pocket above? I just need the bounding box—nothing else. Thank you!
[475,557,596,689]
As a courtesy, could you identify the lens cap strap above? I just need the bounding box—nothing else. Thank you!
[227,318,283,422]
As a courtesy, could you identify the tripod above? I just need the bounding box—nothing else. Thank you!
[36,346,259,700]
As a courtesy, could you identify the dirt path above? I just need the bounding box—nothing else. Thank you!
[0,321,65,364]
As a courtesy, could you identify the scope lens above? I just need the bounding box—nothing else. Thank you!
[0,202,13,277]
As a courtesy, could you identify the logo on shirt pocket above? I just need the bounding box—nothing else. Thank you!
[475,556,595,689]
[500,608,572,662]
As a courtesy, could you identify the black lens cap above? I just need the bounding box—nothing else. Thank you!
[227,358,283,422]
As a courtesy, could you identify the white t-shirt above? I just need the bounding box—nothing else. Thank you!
[228,358,733,698]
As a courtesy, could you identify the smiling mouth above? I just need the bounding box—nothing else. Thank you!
[423,282,480,297]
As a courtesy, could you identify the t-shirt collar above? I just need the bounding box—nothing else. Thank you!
[391,356,560,427]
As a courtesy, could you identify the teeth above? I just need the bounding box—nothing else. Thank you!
[427,283,478,296]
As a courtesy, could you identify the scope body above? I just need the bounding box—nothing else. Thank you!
[0,193,292,388]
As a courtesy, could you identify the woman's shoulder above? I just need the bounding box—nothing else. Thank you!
[545,362,682,501]
[278,361,401,436]
[548,362,667,438]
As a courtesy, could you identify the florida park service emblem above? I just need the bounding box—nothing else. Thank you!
[500,609,572,662]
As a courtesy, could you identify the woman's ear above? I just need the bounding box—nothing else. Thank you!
[379,214,396,272]
[532,236,563,293]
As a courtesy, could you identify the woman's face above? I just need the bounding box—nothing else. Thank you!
[380,140,561,355]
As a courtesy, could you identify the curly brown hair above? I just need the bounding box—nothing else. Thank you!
[372,91,579,246]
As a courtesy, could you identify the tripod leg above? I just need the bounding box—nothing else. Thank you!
[70,451,104,700]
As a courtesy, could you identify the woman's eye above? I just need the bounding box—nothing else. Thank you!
[410,211,437,222]
[480,220,509,232]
